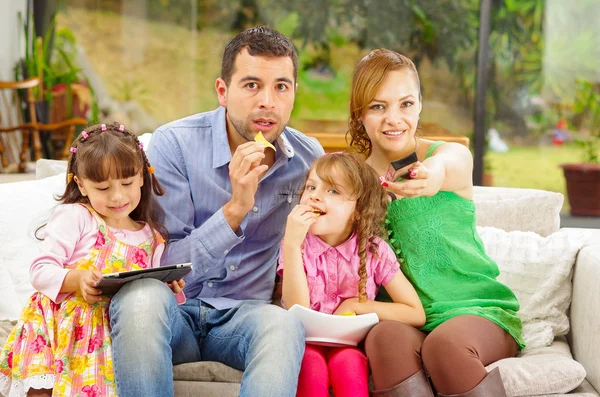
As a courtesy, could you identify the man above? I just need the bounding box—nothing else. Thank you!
[109,26,324,397]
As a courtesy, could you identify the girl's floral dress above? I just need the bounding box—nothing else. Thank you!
[0,205,164,397]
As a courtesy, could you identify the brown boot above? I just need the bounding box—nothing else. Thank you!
[371,370,434,397]
[437,368,507,397]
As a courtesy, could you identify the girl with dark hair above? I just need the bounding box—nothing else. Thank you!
[0,122,184,397]
[278,152,425,397]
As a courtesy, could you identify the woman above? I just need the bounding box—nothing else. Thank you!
[347,48,524,397]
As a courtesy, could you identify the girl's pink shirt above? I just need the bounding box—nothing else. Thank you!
[277,233,400,314]
[29,204,184,304]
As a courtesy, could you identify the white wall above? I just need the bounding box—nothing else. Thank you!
[0,0,27,81]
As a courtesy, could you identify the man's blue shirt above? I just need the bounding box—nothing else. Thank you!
[147,106,324,309]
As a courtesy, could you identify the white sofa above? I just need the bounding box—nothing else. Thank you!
[0,160,599,397]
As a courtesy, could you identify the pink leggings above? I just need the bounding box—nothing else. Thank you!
[296,344,369,397]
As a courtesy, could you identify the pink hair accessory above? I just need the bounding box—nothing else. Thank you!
[70,147,77,154]
[101,124,107,131]
[119,124,125,132]
[138,143,144,149]
[81,131,89,139]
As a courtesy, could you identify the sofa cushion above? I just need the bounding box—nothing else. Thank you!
[477,226,590,350]
[473,186,563,237]
[0,266,20,321]
[0,173,67,319]
[173,362,242,383]
[0,320,16,346]
[487,342,587,396]
[35,159,68,179]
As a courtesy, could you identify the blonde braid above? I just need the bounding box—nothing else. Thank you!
[356,215,369,303]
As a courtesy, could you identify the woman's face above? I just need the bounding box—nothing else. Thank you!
[360,69,422,158]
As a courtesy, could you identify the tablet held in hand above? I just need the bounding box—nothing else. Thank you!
[96,263,192,295]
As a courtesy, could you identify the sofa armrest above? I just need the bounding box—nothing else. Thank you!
[569,240,600,391]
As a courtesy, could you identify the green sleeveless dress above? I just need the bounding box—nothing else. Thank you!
[384,141,525,349]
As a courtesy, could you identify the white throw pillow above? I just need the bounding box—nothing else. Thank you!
[487,355,586,396]
[486,337,587,396]
[35,159,68,179]
[0,173,67,314]
[477,226,590,350]
[0,266,20,321]
[473,186,563,237]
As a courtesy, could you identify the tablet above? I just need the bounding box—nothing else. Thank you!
[288,304,379,347]
[96,263,192,295]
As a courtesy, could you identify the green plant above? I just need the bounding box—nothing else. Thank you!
[15,11,94,119]
[113,78,156,113]
[573,80,600,163]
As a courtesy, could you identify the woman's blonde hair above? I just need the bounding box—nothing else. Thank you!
[347,49,421,158]
[307,152,388,302]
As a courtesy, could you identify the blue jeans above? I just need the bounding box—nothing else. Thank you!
[109,278,305,397]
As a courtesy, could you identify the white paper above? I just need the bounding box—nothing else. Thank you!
[288,304,379,347]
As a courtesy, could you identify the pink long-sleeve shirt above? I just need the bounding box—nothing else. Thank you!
[30,204,166,303]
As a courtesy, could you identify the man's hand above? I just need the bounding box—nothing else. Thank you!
[283,204,318,247]
[223,142,268,231]
[79,269,103,304]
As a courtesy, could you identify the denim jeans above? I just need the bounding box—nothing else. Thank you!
[109,278,305,397]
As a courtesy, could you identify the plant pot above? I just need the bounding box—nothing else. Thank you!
[560,163,600,216]
[482,172,494,186]
[46,82,89,159]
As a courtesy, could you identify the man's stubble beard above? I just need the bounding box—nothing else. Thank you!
[228,112,286,143]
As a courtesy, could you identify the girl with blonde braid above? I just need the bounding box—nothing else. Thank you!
[0,122,185,397]
[278,152,425,397]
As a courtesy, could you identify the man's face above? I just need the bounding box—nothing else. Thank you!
[216,48,296,147]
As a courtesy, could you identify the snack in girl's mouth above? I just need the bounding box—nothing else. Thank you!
[312,209,324,217]
[254,131,276,151]
[340,311,356,316]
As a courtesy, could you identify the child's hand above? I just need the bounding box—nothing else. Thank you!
[284,204,318,245]
[333,297,359,316]
[80,269,104,304]
[166,279,186,295]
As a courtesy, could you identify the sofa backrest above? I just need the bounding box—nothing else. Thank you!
[473,186,563,237]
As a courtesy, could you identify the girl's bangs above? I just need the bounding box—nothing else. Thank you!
[313,156,357,198]
[79,144,141,182]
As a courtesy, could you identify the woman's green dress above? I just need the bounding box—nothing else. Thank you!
[384,141,524,349]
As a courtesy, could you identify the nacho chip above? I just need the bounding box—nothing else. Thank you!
[254,131,276,151]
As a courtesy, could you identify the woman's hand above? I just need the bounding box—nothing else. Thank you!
[384,162,437,199]
[284,204,318,246]
[79,269,104,304]
[167,279,186,295]
[333,297,359,315]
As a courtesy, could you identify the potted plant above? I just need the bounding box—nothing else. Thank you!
[15,10,95,158]
[560,79,600,216]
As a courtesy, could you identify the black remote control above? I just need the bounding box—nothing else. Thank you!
[391,151,418,170]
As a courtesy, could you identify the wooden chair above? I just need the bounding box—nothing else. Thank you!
[305,132,470,153]
[0,77,87,173]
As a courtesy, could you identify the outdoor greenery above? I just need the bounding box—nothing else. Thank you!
[487,144,581,213]
[56,0,599,206]
[16,10,97,121]
[572,80,600,164]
